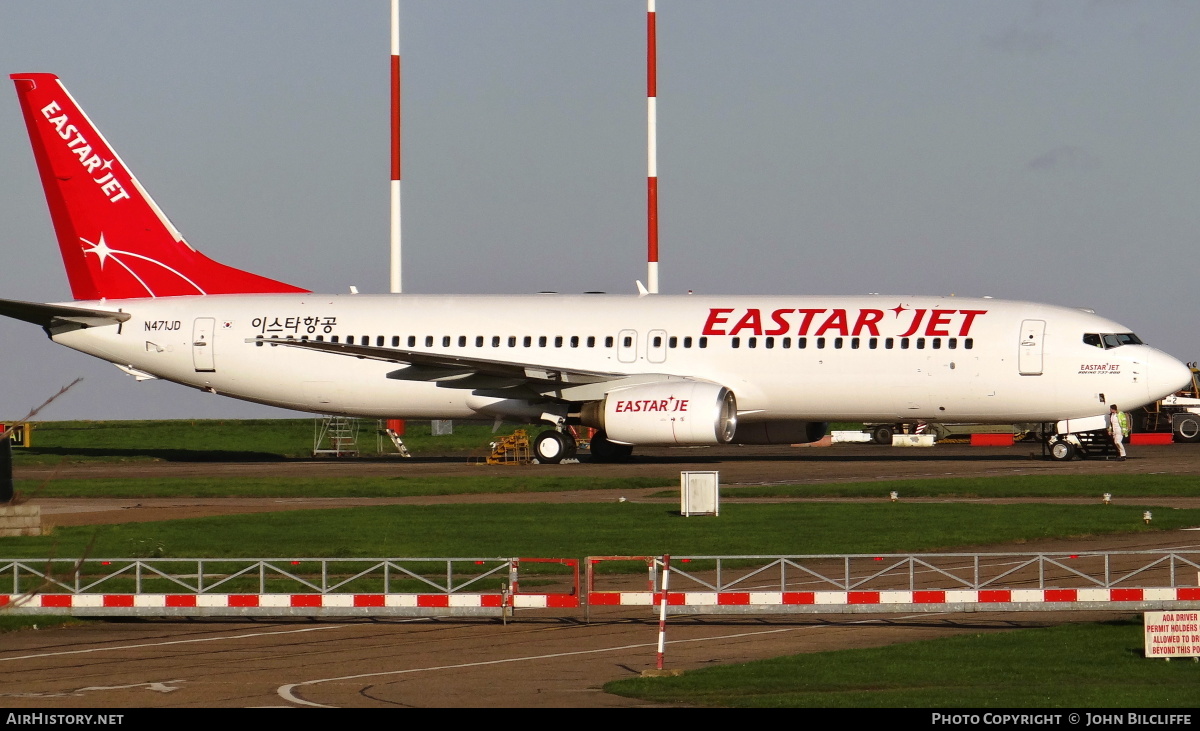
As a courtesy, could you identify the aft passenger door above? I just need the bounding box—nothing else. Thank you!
[1018,319,1045,376]
[192,317,216,372]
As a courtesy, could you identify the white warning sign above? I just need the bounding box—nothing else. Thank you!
[1144,611,1200,658]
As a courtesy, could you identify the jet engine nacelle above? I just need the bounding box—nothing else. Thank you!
[732,420,828,445]
[581,381,737,446]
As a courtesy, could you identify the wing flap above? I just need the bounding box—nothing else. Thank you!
[248,336,618,386]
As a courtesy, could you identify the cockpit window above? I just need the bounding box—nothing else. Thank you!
[1084,333,1143,349]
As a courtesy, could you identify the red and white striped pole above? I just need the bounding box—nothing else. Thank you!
[389,0,403,294]
[656,554,670,670]
[646,0,659,294]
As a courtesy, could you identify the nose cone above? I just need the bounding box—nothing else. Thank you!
[1146,349,1193,402]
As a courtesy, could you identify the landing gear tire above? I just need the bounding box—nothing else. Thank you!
[1049,440,1076,461]
[588,430,634,462]
[1174,416,1200,443]
[533,430,575,464]
[872,425,894,445]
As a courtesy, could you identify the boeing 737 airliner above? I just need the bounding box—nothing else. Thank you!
[2,73,1191,462]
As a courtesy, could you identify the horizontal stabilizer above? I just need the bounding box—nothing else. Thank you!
[0,296,129,330]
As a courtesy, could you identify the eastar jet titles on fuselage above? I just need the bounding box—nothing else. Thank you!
[3,73,1191,462]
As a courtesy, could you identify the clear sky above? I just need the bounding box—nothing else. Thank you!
[2,1,1198,420]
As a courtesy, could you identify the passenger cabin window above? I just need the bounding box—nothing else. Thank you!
[408,336,416,347]
[492,336,500,347]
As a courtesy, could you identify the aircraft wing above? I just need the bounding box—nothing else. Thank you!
[0,297,130,330]
[247,336,628,389]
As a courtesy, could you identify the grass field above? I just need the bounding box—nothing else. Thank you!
[13,475,671,499]
[605,619,1200,707]
[0,502,1195,559]
[717,473,1200,499]
[9,419,508,464]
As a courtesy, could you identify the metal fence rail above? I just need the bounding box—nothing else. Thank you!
[0,557,580,617]
[659,552,1200,592]
[589,552,1200,615]
[4,552,1198,618]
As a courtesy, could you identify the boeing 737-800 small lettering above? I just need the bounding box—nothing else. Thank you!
[1,73,1190,463]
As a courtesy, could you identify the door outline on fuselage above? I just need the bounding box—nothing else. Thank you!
[647,329,667,364]
[1018,319,1045,376]
[192,317,216,372]
[618,329,638,363]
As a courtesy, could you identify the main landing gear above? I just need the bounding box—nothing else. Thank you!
[532,429,577,464]
[588,430,633,463]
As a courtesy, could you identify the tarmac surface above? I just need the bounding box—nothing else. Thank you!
[4,442,1200,707]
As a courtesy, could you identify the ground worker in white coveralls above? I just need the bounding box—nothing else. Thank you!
[1108,404,1129,461]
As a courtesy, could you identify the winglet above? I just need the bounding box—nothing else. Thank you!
[635,280,650,297]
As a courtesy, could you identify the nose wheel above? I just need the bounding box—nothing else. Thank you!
[1049,439,1076,461]
[533,429,577,464]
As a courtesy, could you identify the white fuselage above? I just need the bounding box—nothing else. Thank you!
[50,293,1190,427]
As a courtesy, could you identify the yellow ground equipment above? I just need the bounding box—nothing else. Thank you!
[481,429,531,466]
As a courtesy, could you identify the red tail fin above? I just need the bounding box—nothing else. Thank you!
[11,73,308,300]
